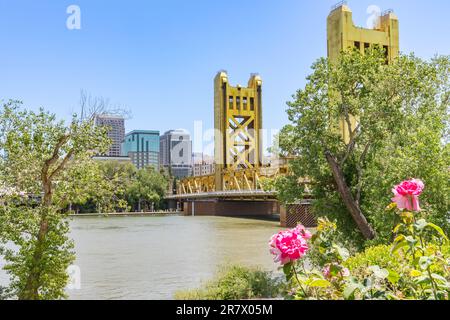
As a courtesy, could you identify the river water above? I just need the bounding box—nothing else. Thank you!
[1,215,283,300]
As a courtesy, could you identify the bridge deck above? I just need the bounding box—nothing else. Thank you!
[165,190,277,200]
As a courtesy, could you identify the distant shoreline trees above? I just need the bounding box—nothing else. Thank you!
[68,161,169,214]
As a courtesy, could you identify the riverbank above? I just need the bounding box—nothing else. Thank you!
[69,212,281,222]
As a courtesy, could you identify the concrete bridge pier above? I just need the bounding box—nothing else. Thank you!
[180,199,317,228]
[279,201,316,228]
[182,200,279,217]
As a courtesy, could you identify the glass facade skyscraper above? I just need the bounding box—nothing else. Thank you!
[121,130,160,169]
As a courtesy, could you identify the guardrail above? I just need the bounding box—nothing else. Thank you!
[165,190,277,200]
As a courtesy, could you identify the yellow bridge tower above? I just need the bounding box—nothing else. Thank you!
[327,2,399,63]
[214,71,263,191]
[327,2,399,143]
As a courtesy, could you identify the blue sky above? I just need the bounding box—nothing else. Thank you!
[1,0,449,153]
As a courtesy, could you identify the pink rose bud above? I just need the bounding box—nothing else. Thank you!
[391,179,424,211]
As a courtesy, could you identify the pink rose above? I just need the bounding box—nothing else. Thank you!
[269,225,310,265]
[391,179,424,212]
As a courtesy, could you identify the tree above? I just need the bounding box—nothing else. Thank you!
[126,167,168,212]
[0,100,110,299]
[276,49,449,246]
[91,160,136,213]
[70,162,169,213]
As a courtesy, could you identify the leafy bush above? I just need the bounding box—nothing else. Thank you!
[344,245,402,274]
[174,265,283,300]
[270,179,450,300]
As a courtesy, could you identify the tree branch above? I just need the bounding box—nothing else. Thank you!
[49,149,74,181]
[325,150,376,240]
[42,134,70,176]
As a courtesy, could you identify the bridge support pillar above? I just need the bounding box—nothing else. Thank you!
[182,200,278,217]
[280,201,316,228]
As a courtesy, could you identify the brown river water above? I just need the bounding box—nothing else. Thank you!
[1,215,283,299]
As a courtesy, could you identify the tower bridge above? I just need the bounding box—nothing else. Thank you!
[166,71,313,227]
[166,2,399,228]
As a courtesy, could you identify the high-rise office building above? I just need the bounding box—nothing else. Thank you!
[95,114,125,157]
[160,129,192,178]
[122,130,160,169]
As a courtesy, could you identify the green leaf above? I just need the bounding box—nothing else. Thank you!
[426,223,449,242]
[386,293,401,300]
[308,279,331,288]
[430,273,448,284]
[393,223,402,233]
[343,283,361,300]
[387,270,401,284]
[369,266,389,279]
[393,234,406,243]
[391,239,408,254]
[334,245,350,261]
[415,276,431,285]
[415,219,427,231]
[405,236,417,246]
[418,256,432,271]
[410,269,422,277]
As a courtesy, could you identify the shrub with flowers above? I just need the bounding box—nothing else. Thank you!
[270,179,450,300]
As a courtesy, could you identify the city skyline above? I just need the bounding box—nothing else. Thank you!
[0,1,448,303]
[1,0,449,154]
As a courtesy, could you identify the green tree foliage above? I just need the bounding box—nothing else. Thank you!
[89,161,136,213]
[0,100,110,299]
[70,161,169,213]
[126,167,168,212]
[276,49,450,246]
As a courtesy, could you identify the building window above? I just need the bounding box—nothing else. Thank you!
[354,41,361,51]
[236,96,241,110]
[383,45,389,63]
[250,97,255,111]
[229,96,234,109]
[243,97,248,110]
[364,42,370,52]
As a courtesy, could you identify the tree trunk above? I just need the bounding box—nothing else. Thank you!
[19,186,52,300]
[324,151,376,240]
